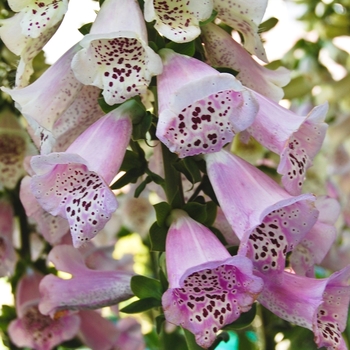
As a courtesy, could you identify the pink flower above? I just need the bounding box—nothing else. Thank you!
[78,310,145,350]
[0,198,17,276]
[144,0,213,42]
[0,0,68,86]
[213,0,268,62]
[201,23,290,102]
[29,102,134,247]
[8,270,80,350]
[71,0,162,106]
[0,110,33,189]
[162,209,263,348]
[204,149,318,276]
[290,196,340,277]
[39,245,134,317]
[246,93,328,195]
[156,49,258,157]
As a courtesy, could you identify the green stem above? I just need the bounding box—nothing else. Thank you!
[161,142,184,208]
[184,329,204,350]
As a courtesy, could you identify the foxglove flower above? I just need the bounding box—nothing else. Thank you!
[8,270,80,350]
[162,209,263,348]
[2,44,83,137]
[30,102,134,247]
[0,109,33,189]
[258,270,328,331]
[201,23,290,102]
[204,149,318,276]
[144,0,213,43]
[213,0,268,62]
[290,196,340,277]
[71,0,162,106]
[0,198,17,276]
[39,245,134,317]
[0,0,68,86]
[156,49,258,157]
[314,265,350,349]
[247,93,328,195]
[78,310,145,350]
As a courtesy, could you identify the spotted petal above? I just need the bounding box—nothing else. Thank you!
[71,0,162,106]
[39,245,134,317]
[162,210,263,348]
[156,49,258,157]
[258,271,327,330]
[204,150,318,251]
[8,271,80,350]
[201,23,290,101]
[278,103,328,195]
[0,0,68,86]
[144,0,213,43]
[314,265,350,350]
[213,0,268,62]
[30,153,117,247]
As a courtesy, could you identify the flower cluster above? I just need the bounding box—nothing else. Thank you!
[1,0,350,349]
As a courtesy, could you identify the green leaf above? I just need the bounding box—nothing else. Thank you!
[119,150,143,172]
[259,17,278,33]
[156,315,165,334]
[183,158,202,184]
[204,201,217,227]
[131,275,163,300]
[132,111,152,140]
[78,22,92,35]
[183,202,207,224]
[149,222,168,252]
[110,168,144,189]
[153,202,172,227]
[166,41,196,57]
[98,95,121,113]
[224,304,257,330]
[134,176,152,198]
[120,297,161,313]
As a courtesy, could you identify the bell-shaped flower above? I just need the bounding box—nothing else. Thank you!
[2,43,83,136]
[29,101,135,247]
[0,0,68,86]
[246,93,328,195]
[162,209,263,348]
[314,265,350,350]
[156,49,258,158]
[0,198,17,276]
[258,266,350,350]
[201,23,290,102]
[78,310,145,350]
[71,0,162,106]
[0,109,33,189]
[8,270,80,350]
[39,245,134,318]
[204,149,318,276]
[258,270,328,333]
[20,175,70,245]
[213,0,268,62]
[144,0,213,43]
[290,196,340,277]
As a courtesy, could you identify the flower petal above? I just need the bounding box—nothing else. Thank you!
[278,103,328,195]
[144,0,213,42]
[157,50,258,157]
[213,0,268,62]
[163,257,263,348]
[39,245,134,317]
[30,153,117,247]
[201,23,290,101]
[204,149,318,246]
